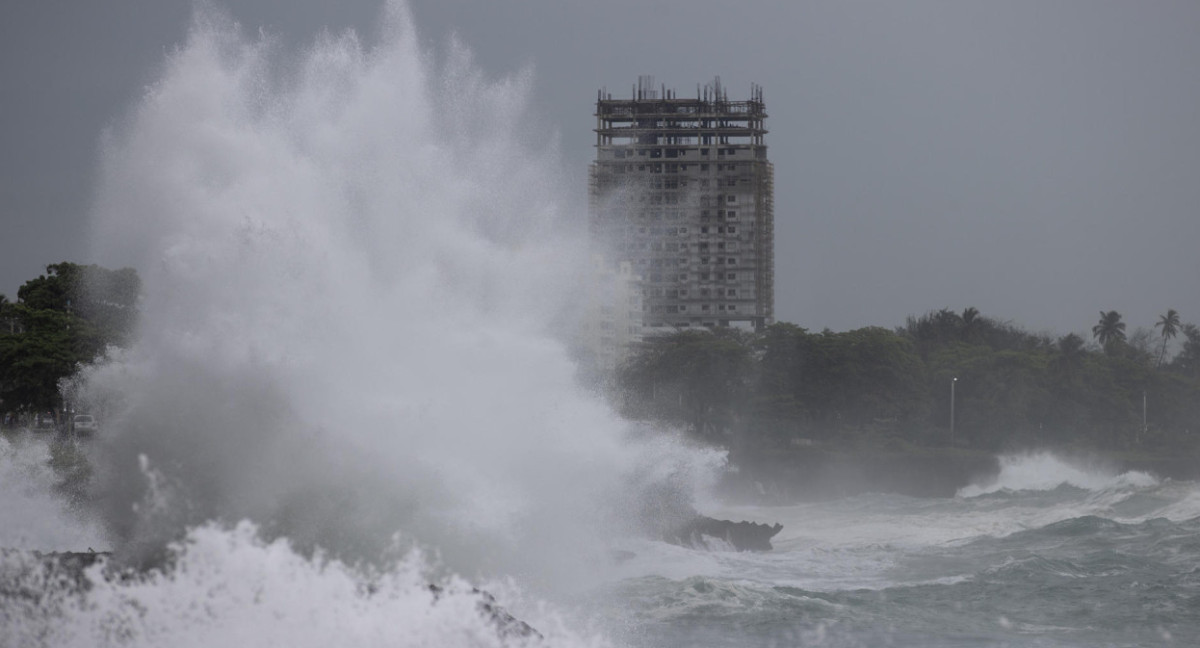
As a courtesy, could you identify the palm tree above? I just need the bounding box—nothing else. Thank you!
[1155,309,1181,367]
[1092,310,1126,352]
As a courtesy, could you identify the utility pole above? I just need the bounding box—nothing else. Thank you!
[1140,390,1147,445]
[951,377,957,439]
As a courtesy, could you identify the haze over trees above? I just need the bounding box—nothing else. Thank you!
[5,258,1196,466]
[616,307,1200,458]
[0,263,140,420]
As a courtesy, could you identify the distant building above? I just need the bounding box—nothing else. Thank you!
[589,76,775,331]
[577,255,644,379]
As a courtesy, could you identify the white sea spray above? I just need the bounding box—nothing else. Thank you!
[3,1,723,643]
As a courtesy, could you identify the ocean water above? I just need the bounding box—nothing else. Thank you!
[4,2,1198,646]
[588,451,1200,647]
[6,435,1200,647]
[590,451,1200,648]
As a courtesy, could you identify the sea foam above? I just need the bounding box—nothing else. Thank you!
[956,451,1158,498]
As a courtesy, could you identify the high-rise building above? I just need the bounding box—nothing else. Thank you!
[577,255,644,379]
[589,76,774,331]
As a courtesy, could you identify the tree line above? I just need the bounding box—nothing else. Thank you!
[0,262,140,424]
[4,261,1197,457]
[614,308,1200,455]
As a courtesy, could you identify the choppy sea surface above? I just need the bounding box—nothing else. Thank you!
[593,452,1200,647]
[5,434,1198,647]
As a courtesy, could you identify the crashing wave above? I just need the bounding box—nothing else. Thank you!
[957,452,1158,498]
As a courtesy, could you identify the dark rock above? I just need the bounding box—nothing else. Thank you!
[666,516,784,551]
[470,587,542,641]
[634,481,784,552]
[5,550,540,642]
[428,583,542,641]
[35,550,110,571]
[0,549,111,612]
[610,549,638,563]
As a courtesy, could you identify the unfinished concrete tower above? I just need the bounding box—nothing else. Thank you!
[590,76,774,331]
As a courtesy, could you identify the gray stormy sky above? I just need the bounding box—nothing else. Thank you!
[2,1,1198,340]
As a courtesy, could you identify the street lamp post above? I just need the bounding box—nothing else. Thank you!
[951,377,958,439]
[1141,390,1147,445]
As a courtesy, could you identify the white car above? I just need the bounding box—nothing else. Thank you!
[72,414,97,435]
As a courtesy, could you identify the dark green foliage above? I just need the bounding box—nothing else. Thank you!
[0,308,78,412]
[1174,324,1200,379]
[17,262,140,349]
[902,308,965,358]
[0,263,141,418]
[616,308,1200,456]
[822,327,929,429]
[0,294,13,334]
[618,328,755,443]
[759,325,927,434]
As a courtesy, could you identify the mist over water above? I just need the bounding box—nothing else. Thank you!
[0,437,105,552]
[76,0,720,587]
[10,3,1200,645]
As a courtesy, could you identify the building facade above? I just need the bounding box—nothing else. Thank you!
[589,77,774,331]
[577,255,644,379]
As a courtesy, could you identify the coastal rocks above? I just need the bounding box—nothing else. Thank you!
[635,482,784,551]
[665,516,784,552]
[427,583,542,641]
[0,549,110,632]
[2,550,541,642]
[0,550,109,599]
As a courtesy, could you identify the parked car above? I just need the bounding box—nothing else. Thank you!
[72,414,97,435]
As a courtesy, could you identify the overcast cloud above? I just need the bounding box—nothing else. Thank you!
[2,1,1197,339]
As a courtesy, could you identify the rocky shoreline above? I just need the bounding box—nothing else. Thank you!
[0,549,543,642]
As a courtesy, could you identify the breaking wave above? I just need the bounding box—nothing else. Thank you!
[0,5,725,645]
[2,521,608,648]
[957,452,1159,498]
